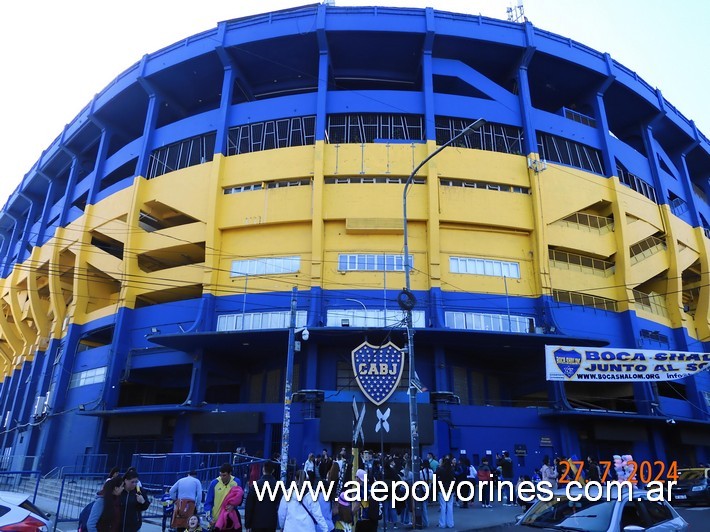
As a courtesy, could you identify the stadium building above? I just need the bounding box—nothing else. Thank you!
[1,4,709,472]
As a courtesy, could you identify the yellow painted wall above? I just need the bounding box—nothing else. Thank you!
[2,145,710,379]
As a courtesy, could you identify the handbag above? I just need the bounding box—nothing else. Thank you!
[171,499,195,529]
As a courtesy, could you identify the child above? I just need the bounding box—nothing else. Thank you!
[161,487,174,532]
[333,493,353,531]
[187,514,203,532]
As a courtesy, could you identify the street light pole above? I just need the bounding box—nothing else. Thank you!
[280,286,298,480]
[345,297,368,326]
[401,118,486,526]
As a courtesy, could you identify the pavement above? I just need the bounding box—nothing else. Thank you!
[138,502,520,532]
[50,499,521,531]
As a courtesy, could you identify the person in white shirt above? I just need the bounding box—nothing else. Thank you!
[304,453,316,482]
[278,470,328,531]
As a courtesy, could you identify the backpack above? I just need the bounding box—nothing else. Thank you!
[78,500,95,532]
[478,468,491,482]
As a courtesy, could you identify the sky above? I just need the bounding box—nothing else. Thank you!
[0,0,707,208]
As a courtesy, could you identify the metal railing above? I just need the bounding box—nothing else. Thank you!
[0,470,41,501]
[557,212,614,233]
[49,456,277,530]
[630,235,666,264]
[561,107,597,128]
[552,289,618,312]
[632,289,669,318]
[549,249,615,277]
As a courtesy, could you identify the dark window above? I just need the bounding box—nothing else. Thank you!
[326,114,424,144]
[227,116,316,155]
[147,132,216,179]
[436,117,523,155]
[537,132,604,175]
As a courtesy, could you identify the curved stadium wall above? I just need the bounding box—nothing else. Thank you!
[0,4,709,471]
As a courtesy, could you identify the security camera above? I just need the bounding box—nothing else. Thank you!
[301,328,309,341]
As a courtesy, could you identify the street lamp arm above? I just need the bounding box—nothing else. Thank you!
[402,118,487,202]
[402,118,486,291]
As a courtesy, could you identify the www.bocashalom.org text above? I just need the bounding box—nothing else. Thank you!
[254,475,677,504]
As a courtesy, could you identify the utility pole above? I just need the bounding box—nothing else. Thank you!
[280,287,298,480]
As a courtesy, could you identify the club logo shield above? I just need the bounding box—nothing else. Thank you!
[554,347,582,379]
[352,341,404,405]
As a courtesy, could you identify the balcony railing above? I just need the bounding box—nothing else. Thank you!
[561,107,597,128]
[632,289,669,318]
[549,249,615,277]
[552,289,618,312]
[556,212,614,234]
[630,235,666,264]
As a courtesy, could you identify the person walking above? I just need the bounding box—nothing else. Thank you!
[170,470,203,531]
[278,470,328,531]
[204,463,240,529]
[86,476,125,532]
[437,457,455,529]
[245,461,281,532]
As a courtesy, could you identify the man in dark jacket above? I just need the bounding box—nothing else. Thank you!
[245,461,281,532]
[120,469,151,532]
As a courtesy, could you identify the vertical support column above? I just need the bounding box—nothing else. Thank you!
[87,127,111,205]
[1,217,20,278]
[422,10,443,296]
[593,93,616,178]
[8,355,43,461]
[517,66,537,157]
[214,22,237,158]
[517,23,537,157]
[640,123,666,205]
[675,152,700,227]
[34,175,56,247]
[0,368,21,451]
[58,158,80,227]
[433,346,447,391]
[423,8,436,142]
[310,2,329,305]
[592,54,617,178]
[136,56,160,179]
[16,194,39,263]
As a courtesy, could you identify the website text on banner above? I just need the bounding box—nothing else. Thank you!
[545,345,710,382]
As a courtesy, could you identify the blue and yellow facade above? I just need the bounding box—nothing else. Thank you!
[1,4,709,472]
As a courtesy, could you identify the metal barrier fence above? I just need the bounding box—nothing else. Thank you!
[0,470,40,501]
[0,454,40,471]
[51,458,276,529]
[53,473,105,530]
[132,452,232,482]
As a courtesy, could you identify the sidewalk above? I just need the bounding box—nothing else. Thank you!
[133,502,520,532]
[50,500,520,531]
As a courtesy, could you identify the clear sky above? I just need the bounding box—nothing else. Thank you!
[0,0,707,208]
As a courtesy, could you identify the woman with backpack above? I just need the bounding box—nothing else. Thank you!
[86,476,125,532]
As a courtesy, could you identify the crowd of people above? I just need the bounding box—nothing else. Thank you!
[80,448,632,531]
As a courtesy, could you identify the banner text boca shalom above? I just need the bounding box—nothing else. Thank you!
[583,350,710,373]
